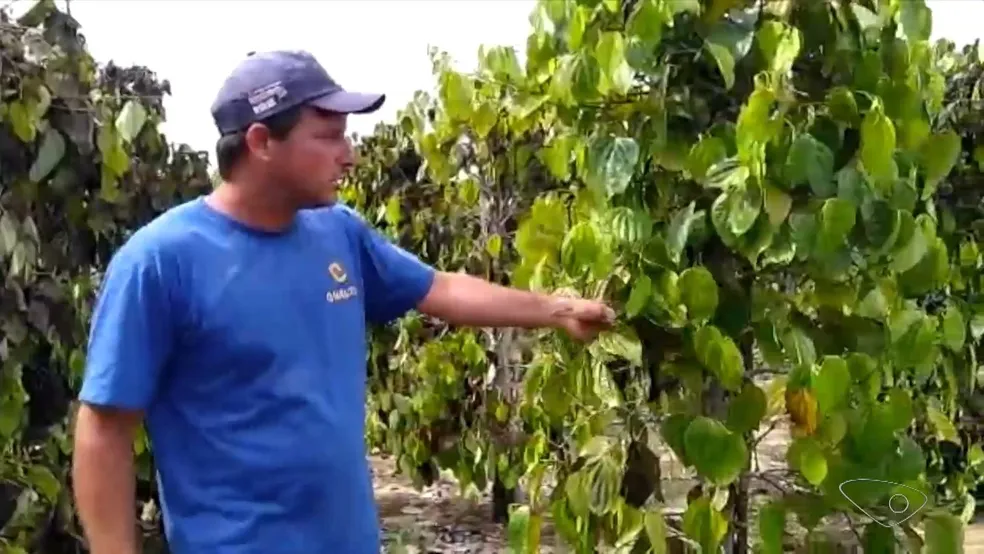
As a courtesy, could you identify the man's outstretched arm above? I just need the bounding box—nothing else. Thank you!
[417,271,615,339]
[336,205,615,336]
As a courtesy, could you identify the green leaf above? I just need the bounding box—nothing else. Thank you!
[566,6,589,50]
[564,471,591,518]
[587,458,621,515]
[703,158,750,190]
[756,20,802,75]
[472,102,498,139]
[687,136,728,181]
[782,326,816,368]
[860,102,897,186]
[726,383,767,434]
[898,1,933,42]
[816,198,856,253]
[8,100,36,143]
[507,504,532,552]
[542,134,575,180]
[682,496,729,553]
[115,100,148,143]
[862,522,896,553]
[666,202,701,265]
[678,266,718,322]
[885,389,913,430]
[625,274,652,319]
[785,134,835,196]
[26,465,60,502]
[703,43,736,90]
[684,417,747,486]
[888,212,928,273]
[927,406,959,444]
[97,123,131,178]
[28,127,65,183]
[627,0,666,47]
[486,234,502,258]
[597,327,643,367]
[941,304,966,352]
[836,164,867,205]
[439,71,475,121]
[595,31,634,96]
[585,136,639,197]
[662,414,693,466]
[644,509,668,553]
[694,325,744,391]
[727,184,762,236]
[788,436,828,485]
[703,18,754,90]
[758,502,786,554]
[814,356,850,415]
[827,86,859,125]
[763,182,792,226]
[479,45,524,83]
[924,512,964,554]
[918,130,961,198]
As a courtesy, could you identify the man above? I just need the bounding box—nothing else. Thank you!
[72,50,615,554]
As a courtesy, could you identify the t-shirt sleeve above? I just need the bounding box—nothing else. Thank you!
[336,206,436,325]
[78,240,176,411]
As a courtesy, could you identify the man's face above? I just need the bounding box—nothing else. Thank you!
[269,108,354,208]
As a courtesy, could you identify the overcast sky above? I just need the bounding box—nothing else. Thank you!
[8,0,984,158]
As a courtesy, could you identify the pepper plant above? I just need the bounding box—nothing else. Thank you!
[349,0,984,552]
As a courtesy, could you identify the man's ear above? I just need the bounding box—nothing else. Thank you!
[243,123,275,163]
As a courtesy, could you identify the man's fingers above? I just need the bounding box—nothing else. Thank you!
[580,301,616,323]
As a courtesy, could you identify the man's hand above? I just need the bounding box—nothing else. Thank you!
[548,296,617,341]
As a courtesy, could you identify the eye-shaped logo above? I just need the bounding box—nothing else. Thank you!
[839,479,928,527]
[328,262,347,283]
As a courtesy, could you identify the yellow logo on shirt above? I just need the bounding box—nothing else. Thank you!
[328,262,347,283]
[326,261,357,303]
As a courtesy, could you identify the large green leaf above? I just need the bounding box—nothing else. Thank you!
[678,266,718,322]
[683,417,748,485]
[694,325,744,390]
[918,130,961,198]
[726,383,767,434]
[814,356,850,415]
[860,102,897,186]
[703,17,755,90]
[923,512,963,554]
[585,136,640,197]
[785,134,835,196]
[756,20,802,75]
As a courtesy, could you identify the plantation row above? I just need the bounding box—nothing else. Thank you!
[1,0,984,552]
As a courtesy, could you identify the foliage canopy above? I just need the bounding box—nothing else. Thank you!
[0,1,210,550]
[348,0,984,552]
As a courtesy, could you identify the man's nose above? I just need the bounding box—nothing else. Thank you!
[339,140,356,171]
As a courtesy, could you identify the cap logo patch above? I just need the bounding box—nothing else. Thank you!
[247,81,288,115]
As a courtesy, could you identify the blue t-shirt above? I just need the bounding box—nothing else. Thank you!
[78,197,436,553]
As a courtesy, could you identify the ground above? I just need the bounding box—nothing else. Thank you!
[373,454,558,554]
[370,421,984,553]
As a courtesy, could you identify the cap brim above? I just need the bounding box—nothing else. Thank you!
[309,90,385,115]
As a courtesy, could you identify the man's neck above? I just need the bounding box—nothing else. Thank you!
[207,182,297,233]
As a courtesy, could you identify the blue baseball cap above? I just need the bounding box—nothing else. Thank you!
[210,50,386,135]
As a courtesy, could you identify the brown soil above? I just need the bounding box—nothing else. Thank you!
[372,453,558,553]
[371,418,984,553]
